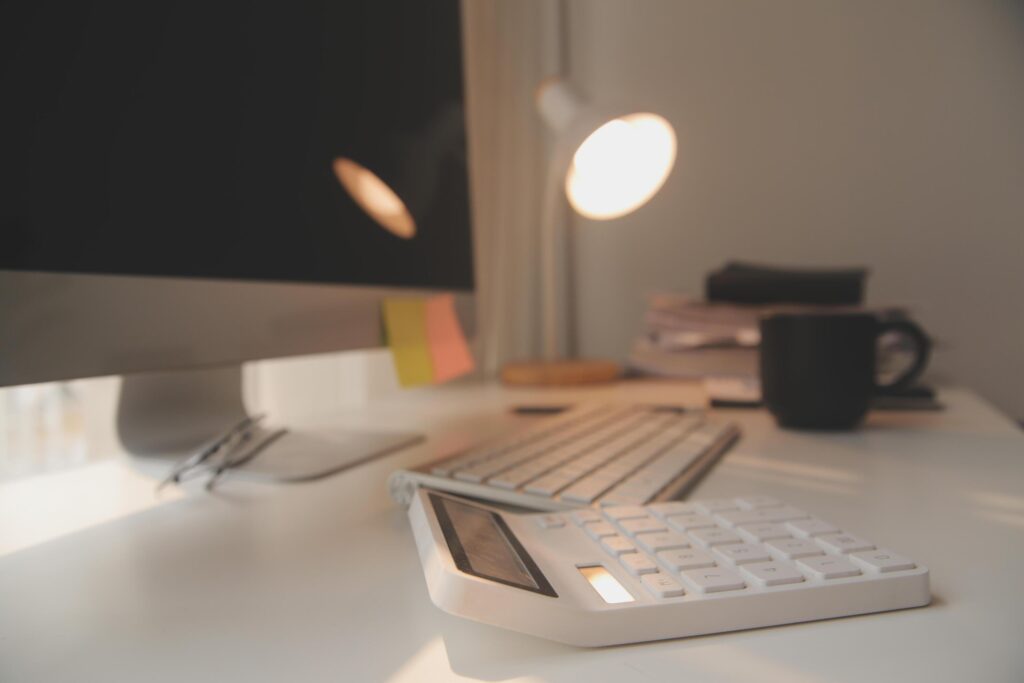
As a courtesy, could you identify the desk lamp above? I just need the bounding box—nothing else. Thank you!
[501,79,677,386]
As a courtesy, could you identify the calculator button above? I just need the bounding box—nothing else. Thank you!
[635,531,690,554]
[849,549,916,573]
[681,567,746,593]
[602,536,638,556]
[657,547,716,571]
[665,513,717,532]
[797,556,862,580]
[741,561,805,587]
[718,505,809,525]
[816,533,875,554]
[618,517,668,536]
[535,514,565,529]
[584,522,618,540]
[571,509,604,526]
[736,523,792,542]
[689,528,743,548]
[785,518,840,538]
[695,499,741,514]
[765,538,825,559]
[641,572,685,598]
[713,543,772,566]
[735,496,783,509]
[620,553,659,576]
[646,502,699,519]
[603,505,649,521]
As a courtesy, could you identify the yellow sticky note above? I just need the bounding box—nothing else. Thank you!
[425,294,475,382]
[382,298,434,387]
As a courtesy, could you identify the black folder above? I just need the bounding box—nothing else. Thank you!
[706,262,867,306]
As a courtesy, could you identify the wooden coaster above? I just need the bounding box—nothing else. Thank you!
[500,359,622,386]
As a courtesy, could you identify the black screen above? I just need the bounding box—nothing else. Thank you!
[0,0,474,290]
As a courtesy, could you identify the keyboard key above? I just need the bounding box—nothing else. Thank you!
[584,522,618,540]
[618,517,667,536]
[646,501,699,519]
[561,477,615,504]
[489,463,548,489]
[601,536,638,556]
[571,509,604,526]
[816,533,876,554]
[689,528,743,548]
[736,496,783,509]
[695,499,741,514]
[453,466,491,483]
[430,445,501,476]
[603,505,649,521]
[736,523,792,542]
[524,472,575,496]
[741,561,805,587]
[786,518,840,538]
[635,531,690,554]
[665,513,717,532]
[622,483,668,503]
[681,567,746,594]
[598,491,647,507]
[535,514,565,529]
[849,549,916,573]
[620,552,659,576]
[713,543,772,565]
[658,547,716,571]
[765,538,825,560]
[641,572,685,598]
[797,555,862,580]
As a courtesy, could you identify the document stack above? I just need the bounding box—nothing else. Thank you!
[627,294,760,380]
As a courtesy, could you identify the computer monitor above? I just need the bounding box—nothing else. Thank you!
[0,0,475,474]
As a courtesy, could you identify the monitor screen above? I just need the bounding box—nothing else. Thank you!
[0,0,474,291]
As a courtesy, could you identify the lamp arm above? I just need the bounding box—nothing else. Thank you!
[538,0,575,361]
[540,146,571,361]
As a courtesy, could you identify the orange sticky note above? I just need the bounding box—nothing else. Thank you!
[382,298,434,387]
[425,294,475,382]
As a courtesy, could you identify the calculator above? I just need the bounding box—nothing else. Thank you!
[407,489,930,646]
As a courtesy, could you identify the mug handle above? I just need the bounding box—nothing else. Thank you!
[874,320,931,394]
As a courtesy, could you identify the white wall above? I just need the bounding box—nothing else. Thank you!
[566,0,1024,417]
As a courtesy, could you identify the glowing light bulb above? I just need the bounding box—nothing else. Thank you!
[333,157,416,239]
[565,113,676,220]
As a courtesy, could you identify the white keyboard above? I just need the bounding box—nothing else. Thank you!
[389,403,740,510]
[408,489,931,646]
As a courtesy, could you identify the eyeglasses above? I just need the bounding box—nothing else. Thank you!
[157,414,288,491]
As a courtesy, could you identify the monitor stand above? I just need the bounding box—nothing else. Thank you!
[117,365,422,486]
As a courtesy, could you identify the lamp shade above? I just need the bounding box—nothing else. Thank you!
[536,80,676,220]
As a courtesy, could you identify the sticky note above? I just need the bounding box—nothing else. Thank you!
[382,298,434,387]
[382,295,475,388]
[425,294,475,382]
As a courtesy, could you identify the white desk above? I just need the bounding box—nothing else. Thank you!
[2,381,1023,682]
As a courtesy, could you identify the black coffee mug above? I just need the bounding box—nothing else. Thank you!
[759,311,930,430]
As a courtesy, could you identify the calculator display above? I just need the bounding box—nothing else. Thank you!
[430,494,557,597]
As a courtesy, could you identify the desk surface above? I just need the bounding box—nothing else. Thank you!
[2,381,1023,682]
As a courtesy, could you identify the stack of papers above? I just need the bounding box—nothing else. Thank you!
[641,293,762,351]
[628,294,761,379]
